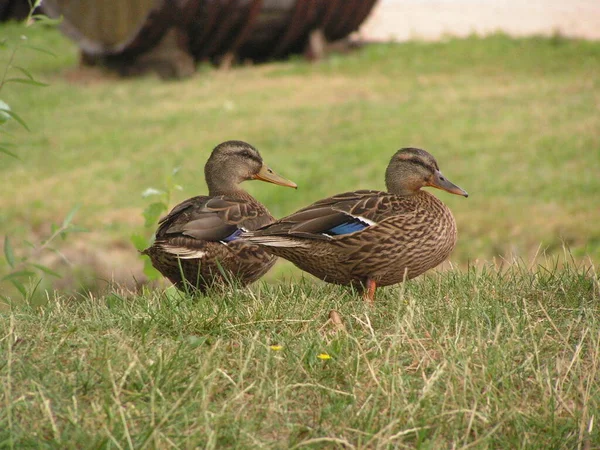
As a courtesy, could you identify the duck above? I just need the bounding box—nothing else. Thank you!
[242,147,468,303]
[142,140,296,293]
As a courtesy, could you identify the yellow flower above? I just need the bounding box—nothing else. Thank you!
[270,345,283,351]
[317,353,331,360]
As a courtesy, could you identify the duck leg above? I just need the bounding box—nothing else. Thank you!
[364,278,377,304]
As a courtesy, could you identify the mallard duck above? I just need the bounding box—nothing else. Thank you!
[243,147,468,303]
[142,140,296,292]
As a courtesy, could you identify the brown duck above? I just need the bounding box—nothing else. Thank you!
[242,147,468,303]
[142,140,296,292]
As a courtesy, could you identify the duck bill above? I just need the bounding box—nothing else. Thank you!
[429,170,468,197]
[253,164,297,189]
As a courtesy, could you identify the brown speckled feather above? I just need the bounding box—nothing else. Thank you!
[242,147,467,300]
[258,190,399,239]
[245,190,458,288]
[143,191,277,292]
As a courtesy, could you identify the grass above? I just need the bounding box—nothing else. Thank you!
[0,24,599,292]
[1,261,598,448]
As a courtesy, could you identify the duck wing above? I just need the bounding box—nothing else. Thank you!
[152,195,269,258]
[252,190,404,241]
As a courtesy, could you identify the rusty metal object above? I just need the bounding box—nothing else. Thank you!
[227,0,263,57]
[42,0,168,56]
[190,0,264,60]
[40,0,378,76]
[333,0,379,40]
[325,0,362,40]
[268,0,314,58]
[238,0,298,59]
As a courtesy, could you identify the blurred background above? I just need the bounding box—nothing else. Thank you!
[1,0,598,296]
[364,0,600,42]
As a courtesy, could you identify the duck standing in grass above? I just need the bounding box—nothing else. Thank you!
[242,147,468,303]
[142,140,296,292]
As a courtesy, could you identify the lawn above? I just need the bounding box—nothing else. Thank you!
[1,263,598,448]
[1,21,600,448]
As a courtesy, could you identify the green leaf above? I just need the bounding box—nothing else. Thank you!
[10,279,26,298]
[23,240,36,249]
[143,202,167,228]
[28,277,43,301]
[29,14,63,27]
[5,78,48,87]
[13,66,34,80]
[131,233,148,251]
[0,146,19,159]
[44,247,62,257]
[31,263,61,278]
[1,270,35,281]
[4,236,15,267]
[0,108,29,131]
[62,204,80,228]
[0,100,11,125]
[22,44,57,57]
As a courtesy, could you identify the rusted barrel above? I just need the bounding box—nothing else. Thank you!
[41,0,178,57]
[42,0,379,77]
[187,0,265,61]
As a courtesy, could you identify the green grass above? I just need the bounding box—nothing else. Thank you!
[1,24,599,292]
[1,262,598,447]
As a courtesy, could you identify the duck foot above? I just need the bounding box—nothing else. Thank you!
[364,278,377,305]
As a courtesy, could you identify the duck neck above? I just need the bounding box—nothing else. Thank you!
[386,183,421,197]
[207,178,242,196]
[205,161,247,196]
[207,180,255,203]
[385,176,422,196]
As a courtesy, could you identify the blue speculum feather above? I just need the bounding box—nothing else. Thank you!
[324,218,371,236]
[222,228,243,242]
